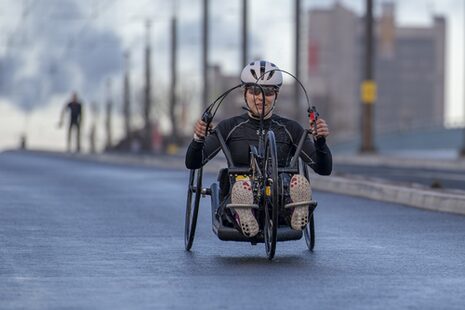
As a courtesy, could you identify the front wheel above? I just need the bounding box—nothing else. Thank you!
[263,131,279,260]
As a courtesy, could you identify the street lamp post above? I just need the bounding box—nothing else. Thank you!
[294,0,301,121]
[123,51,131,145]
[460,1,465,157]
[169,14,178,143]
[202,0,209,110]
[360,0,377,153]
[242,0,248,66]
[143,20,152,152]
[105,79,113,150]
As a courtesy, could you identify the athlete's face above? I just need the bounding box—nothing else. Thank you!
[245,86,277,117]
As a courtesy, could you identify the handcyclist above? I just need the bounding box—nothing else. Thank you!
[185,60,332,238]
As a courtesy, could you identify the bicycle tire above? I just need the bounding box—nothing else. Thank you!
[300,159,316,251]
[185,168,203,251]
[264,131,279,260]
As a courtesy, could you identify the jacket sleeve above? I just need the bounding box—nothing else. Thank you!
[304,137,332,175]
[185,126,223,170]
[292,122,333,176]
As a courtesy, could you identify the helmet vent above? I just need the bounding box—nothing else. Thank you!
[260,60,266,80]
[267,70,275,80]
[250,69,258,80]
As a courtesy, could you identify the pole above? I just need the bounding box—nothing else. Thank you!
[89,101,98,154]
[241,0,248,67]
[460,1,465,157]
[170,15,178,142]
[360,0,376,153]
[202,0,209,110]
[144,20,153,152]
[123,51,131,145]
[295,0,301,120]
[105,79,113,149]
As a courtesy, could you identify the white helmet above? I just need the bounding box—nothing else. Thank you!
[240,60,283,88]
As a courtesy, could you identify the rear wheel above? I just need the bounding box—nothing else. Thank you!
[264,131,279,260]
[185,168,203,251]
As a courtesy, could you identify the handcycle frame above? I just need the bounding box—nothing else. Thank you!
[185,125,317,260]
[185,69,319,260]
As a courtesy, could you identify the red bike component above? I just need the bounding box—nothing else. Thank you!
[308,106,319,134]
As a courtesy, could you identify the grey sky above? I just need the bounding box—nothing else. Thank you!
[0,0,463,123]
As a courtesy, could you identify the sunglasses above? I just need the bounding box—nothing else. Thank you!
[247,86,277,97]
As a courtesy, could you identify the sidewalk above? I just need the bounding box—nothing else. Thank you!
[333,152,465,171]
[10,149,465,216]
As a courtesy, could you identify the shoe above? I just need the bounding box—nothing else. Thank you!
[230,180,259,237]
[288,175,312,230]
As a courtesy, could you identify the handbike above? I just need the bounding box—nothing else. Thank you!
[185,123,317,259]
[185,72,319,260]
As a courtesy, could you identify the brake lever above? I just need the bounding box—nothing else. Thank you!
[201,111,213,137]
[308,106,319,136]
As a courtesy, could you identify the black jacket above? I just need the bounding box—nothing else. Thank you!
[185,113,332,175]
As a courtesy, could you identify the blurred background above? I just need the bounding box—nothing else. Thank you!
[0,0,463,158]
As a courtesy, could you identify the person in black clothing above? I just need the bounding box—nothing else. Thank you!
[185,60,332,237]
[59,92,83,152]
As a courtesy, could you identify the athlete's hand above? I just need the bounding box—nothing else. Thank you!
[193,119,212,140]
[310,118,330,139]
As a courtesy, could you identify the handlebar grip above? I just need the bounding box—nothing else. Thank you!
[200,111,213,139]
[308,106,319,121]
[201,111,213,123]
[308,106,319,135]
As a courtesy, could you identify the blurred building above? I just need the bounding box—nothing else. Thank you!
[208,64,242,121]
[308,2,446,140]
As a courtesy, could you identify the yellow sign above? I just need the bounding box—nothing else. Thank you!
[360,80,377,104]
[265,186,271,197]
[166,143,178,155]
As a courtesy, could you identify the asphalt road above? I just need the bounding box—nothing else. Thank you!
[1,151,465,309]
[334,163,465,191]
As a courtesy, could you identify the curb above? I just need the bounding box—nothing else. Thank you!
[310,175,465,216]
[334,155,465,171]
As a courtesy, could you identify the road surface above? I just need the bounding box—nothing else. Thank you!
[1,151,464,309]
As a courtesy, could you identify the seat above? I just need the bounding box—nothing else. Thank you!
[210,174,303,243]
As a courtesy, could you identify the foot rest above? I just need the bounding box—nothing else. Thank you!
[284,200,318,209]
[226,203,259,209]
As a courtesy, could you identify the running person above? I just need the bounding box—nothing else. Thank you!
[185,60,332,237]
[59,92,83,152]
